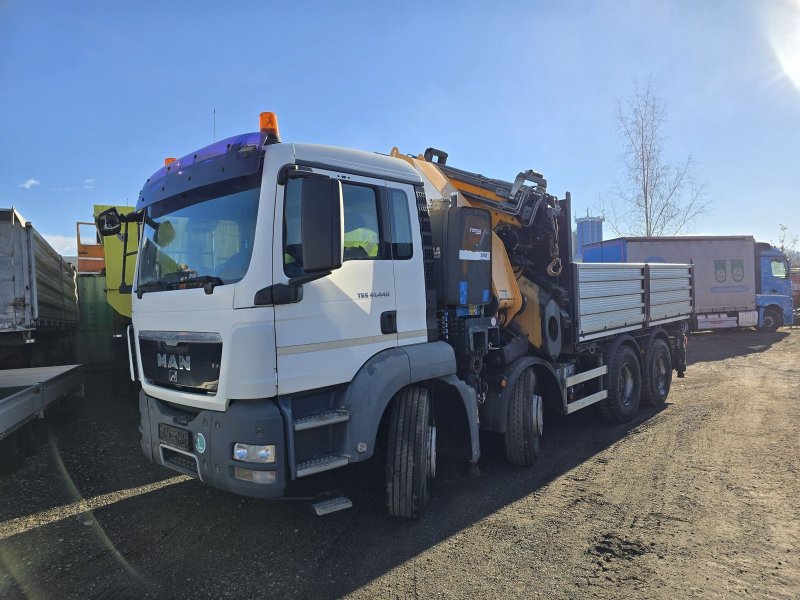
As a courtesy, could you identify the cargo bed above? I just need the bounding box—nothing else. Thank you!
[575,262,693,342]
[0,364,83,440]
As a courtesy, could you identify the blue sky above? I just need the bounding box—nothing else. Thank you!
[2,0,799,256]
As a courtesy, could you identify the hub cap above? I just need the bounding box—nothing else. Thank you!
[618,364,634,406]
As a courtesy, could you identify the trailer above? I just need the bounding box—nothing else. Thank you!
[0,364,83,466]
[0,208,79,367]
[583,236,793,331]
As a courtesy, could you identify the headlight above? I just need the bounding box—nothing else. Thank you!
[233,443,275,464]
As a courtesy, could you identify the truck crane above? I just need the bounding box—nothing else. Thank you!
[97,112,692,518]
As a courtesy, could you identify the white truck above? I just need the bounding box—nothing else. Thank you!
[97,112,693,517]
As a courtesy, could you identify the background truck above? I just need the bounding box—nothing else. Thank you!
[583,236,793,332]
[0,208,83,469]
[0,208,79,366]
[97,112,692,518]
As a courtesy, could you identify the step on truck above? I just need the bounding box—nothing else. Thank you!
[582,236,793,331]
[97,112,692,518]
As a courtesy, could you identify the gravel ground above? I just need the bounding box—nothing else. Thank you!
[0,328,798,599]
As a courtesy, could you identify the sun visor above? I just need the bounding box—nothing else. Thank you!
[137,132,265,211]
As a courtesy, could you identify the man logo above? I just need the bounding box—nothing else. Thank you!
[157,353,191,371]
[169,370,178,383]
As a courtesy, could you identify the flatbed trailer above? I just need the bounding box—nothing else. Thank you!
[0,364,83,442]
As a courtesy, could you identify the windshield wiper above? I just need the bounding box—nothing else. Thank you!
[136,280,170,298]
[136,275,224,298]
[179,275,224,295]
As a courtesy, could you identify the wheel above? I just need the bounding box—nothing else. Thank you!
[504,367,543,466]
[642,338,672,406]
[599,344,642,422]
[386,386,435,519]
[758,308,782,332]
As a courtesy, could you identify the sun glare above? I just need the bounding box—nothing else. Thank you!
[765,0,800,92]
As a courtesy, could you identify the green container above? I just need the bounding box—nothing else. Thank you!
[76,275,130,367]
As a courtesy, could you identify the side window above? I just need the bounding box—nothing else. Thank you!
[387,188,413,260]
[342,183,382,261]
[771,259,788,279]
[283,177,384,277]
[283,178,303,277]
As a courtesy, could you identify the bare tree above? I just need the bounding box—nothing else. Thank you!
[606,82,710,237]
[778,224,800,263]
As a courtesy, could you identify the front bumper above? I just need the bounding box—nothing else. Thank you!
[139,390,287,498]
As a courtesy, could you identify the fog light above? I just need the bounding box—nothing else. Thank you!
[232,443,275,464]
[234,467,276,484]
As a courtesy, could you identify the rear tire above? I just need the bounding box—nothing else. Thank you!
[758,308,782,332]
[599,345,642,422]
[504,367,543,466]
[642,338,672,406]
[386,386,435,519]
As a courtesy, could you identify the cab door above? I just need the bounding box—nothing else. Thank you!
[273,168,397,395]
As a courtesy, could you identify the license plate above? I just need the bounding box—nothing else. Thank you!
[159,423,191,452]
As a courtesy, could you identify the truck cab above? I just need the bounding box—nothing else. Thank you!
[756,243,793,330]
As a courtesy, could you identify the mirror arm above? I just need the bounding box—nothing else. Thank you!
[253,271,331,306]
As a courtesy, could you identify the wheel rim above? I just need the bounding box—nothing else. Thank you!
[618,363,634,406]
[427,425,437,479]
[764,314,775,329]
[654,355,668,395]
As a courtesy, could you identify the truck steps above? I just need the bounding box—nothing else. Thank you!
[296,455,349,478]
[310,495,353,516]
[293,409,349,432]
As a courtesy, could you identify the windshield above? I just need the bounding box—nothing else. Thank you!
[138,180,260,291]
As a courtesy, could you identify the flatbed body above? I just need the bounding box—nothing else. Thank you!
[0,364,83,440]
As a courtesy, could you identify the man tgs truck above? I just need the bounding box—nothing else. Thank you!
[98,113,692,518]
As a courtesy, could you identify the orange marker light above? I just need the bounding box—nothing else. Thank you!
[164,157,176,166]
[259,112,281,144]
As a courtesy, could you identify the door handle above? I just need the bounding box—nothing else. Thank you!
[380,310,397,334]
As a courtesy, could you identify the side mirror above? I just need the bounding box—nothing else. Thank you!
[300,177,344,273]
[96,207,121,237]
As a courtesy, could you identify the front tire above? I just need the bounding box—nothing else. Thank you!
[504,367,543,466]
[386,386,435,519]
[758,308,782,332]
[599,345,642,422]
[642,338,672,406]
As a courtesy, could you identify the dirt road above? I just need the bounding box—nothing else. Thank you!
[1,329,798,599]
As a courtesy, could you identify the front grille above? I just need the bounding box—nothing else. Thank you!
[138,331,222,395]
